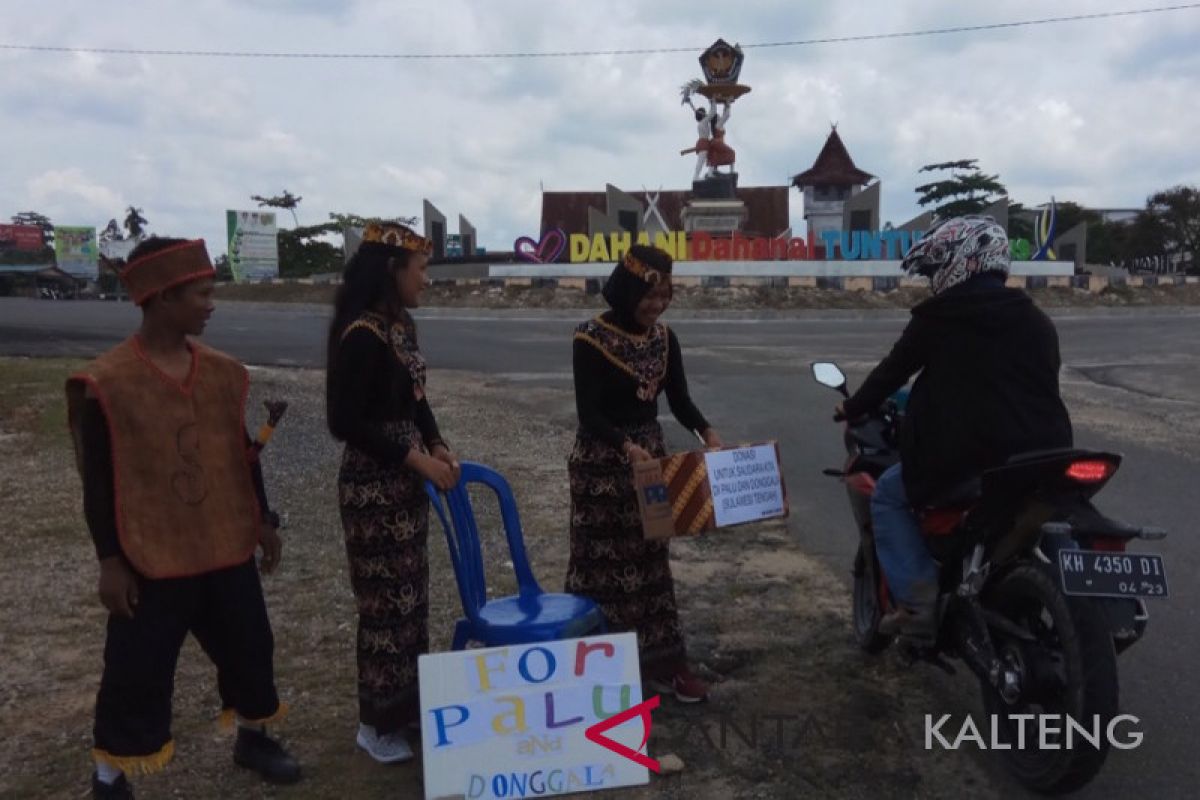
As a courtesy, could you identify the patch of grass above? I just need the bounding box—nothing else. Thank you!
[25,520,81,542]
[0,357,82,444]
[1099,283,1137,302]
[215,282,335,305]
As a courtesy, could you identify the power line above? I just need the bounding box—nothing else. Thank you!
[1,4,1198,60]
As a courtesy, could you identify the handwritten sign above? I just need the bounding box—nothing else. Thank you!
[635,442,788,539]
[419,634,651,800]
[704,444,786,527]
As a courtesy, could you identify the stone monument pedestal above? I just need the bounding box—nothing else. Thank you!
[682,173,747,235]
[691,172,738,199]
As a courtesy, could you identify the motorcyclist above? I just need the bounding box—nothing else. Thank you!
[837,216,1073,640]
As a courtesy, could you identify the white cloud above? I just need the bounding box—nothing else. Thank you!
[27,168,125,219]
[2,0,1199,249]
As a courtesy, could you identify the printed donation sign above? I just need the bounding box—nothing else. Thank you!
[418,633,653,800]
[634,442,788,539]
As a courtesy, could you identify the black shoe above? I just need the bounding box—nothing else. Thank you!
[92,772,134,799]
[233,726,302,785]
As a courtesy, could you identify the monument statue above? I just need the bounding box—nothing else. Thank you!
[681,85,733,181]
[680,40,750,184]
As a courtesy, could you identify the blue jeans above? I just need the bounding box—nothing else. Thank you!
[870,464,938,608]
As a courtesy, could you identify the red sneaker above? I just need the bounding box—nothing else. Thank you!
[646,666,709,703]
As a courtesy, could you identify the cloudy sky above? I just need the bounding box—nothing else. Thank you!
[3,1,1199,253]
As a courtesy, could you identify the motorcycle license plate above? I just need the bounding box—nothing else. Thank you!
[1058,549,1169,598]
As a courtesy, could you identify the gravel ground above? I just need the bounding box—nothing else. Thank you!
[1,359,1001,800]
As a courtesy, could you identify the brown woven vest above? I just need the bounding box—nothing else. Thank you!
[66,338,260,578]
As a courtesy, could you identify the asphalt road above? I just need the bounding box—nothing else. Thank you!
[2,297,1198,798]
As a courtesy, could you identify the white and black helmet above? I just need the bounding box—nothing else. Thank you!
[902,215,1010,295]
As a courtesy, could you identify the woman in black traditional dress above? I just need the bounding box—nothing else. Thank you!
[326,222,461,762]
[567,244,722,703]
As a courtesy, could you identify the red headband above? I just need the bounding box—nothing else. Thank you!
[119,239,215,305]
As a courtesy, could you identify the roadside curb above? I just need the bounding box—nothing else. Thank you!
[256,273,1199,294]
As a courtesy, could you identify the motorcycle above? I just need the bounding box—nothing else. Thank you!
[812,361,1169,794]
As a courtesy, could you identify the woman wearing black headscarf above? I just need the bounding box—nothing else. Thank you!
[566,244,722,703]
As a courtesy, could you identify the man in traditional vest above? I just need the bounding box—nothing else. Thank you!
[66,238,301,799]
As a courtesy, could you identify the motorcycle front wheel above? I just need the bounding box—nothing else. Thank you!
[980,562,1119,795]
[853,541,892,653]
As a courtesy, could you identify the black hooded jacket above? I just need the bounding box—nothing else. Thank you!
[841,274,1073,507]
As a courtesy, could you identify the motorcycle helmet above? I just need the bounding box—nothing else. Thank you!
[902,215,1010,295]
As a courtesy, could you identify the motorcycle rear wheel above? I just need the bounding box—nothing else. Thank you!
[980,563,1119,795]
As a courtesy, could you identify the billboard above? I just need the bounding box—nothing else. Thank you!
[99,239,137,262]
[54,226,99,279]
[226,210,279,281]
[0,224,45,251]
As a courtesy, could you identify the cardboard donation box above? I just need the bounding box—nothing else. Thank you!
[634,442,788,539]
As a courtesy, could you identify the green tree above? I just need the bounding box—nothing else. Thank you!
[1047,202,1099,239]
[97,263,122,296]
[10,211,55,247]
[328,212,371,230]
[1084,219,1128,266]
[329,212,419,230]
[214,254,233,282]
[123,207,148,240]
[915,160,1007,220]
[99,219,124,243]
[1006,202,1034,242]
[1147,185,1200,273]
[1128,208,1177,272]
[276,222,343,278]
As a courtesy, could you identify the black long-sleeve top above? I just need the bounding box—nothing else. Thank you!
[79,398,271,561]
[326,324,443,465]
[573,317,710,450]
[841,276,1072,507]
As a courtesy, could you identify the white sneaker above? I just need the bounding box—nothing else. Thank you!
[356,723,414,764]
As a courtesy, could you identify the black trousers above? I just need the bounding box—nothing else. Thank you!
[92,558,281,771]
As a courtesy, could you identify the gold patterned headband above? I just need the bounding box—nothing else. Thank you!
[362,222,434,256]
[623,252,664,285]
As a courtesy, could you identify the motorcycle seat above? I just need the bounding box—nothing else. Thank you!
[1004,447,1086,466]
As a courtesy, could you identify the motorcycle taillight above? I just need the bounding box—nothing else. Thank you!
[1066,459,1116,483]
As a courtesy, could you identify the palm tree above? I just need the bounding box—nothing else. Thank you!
[123,207,148,240]
[251,191,302,227]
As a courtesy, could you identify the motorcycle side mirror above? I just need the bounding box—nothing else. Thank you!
[811,362,847,391]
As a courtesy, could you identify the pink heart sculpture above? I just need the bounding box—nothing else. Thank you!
[514,228,567,264]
